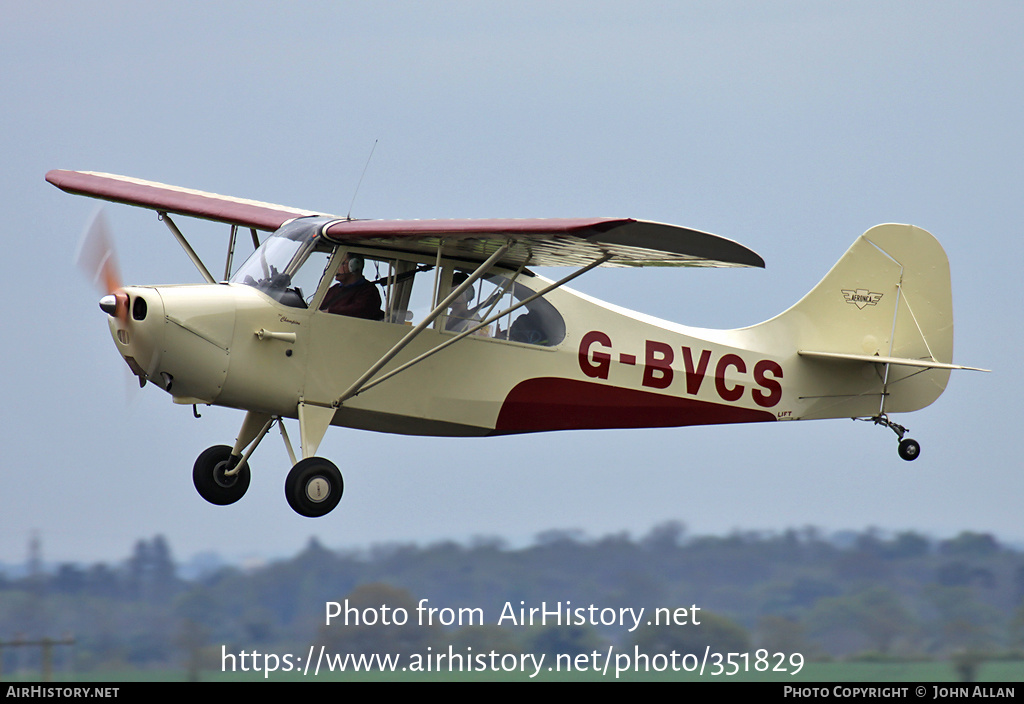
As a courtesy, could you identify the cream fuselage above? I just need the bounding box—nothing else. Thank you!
[108,223,957,440]
[108,271,918,439]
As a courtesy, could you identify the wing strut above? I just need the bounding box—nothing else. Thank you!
[335,242,512,405]
[159,212,216,284]
[224,225,239,281]
[349,252,614,399]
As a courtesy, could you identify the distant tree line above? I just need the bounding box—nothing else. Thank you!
[1,525,1023,674]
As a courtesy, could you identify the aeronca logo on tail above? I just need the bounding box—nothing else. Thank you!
[578,331,783,408]
[841,289,883,309]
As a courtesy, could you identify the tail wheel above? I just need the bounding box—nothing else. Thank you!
[898,438,921,462]
[285,457,343,517]
[193,445,251,505]
[865,415,922,462]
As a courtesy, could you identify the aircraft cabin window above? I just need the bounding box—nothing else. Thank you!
[445,271,565,347]
[316,253,438,325]
[230,221,563,344]
[319,253,385,320]
[377,259,436,325]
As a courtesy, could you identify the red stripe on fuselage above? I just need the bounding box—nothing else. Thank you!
[494,377,776,433]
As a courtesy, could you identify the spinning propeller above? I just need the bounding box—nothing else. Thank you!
[76,208,128,323]
[75,208,158,389]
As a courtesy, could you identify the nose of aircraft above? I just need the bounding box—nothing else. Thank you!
[103,285,237,402]
[105,286,166,387]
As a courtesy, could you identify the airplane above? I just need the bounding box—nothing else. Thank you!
[47,169,989,518]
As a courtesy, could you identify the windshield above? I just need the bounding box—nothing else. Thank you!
[231,216,334,308]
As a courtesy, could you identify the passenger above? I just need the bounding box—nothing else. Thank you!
[446,272,487,335]
[319,254,383,320]
[508,309,547,345]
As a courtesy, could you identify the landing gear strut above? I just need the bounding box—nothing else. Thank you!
[863,414,921,462]
[191,405,346,517]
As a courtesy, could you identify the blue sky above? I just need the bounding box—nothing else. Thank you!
[1,1,1020,564]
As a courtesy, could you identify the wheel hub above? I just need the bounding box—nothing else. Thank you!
[213,460,239,488]
[305,476,331,503]
[285,456,343,517]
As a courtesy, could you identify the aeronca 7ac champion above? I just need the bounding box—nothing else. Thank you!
[48,169,988,518]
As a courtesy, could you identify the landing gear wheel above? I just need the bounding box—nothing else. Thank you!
[193,445,250,505]
[285,457,343,517]
[898,438,921,462]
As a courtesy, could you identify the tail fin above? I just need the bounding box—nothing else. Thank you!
[752,224,957,419]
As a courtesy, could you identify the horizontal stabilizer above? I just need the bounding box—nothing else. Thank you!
[799,350,990,373]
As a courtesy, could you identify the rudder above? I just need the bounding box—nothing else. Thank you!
[750,224,954,418]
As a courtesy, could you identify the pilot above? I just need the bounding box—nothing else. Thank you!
[319,253,383,320]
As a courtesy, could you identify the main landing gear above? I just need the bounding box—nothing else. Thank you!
[192,407,345,517]
[862,413,921,461]
[285,457,344,518]
[193,445,251,504]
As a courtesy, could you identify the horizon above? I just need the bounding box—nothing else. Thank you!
[4,521,1021,579]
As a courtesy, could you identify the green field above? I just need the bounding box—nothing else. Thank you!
[8,660,1023,682]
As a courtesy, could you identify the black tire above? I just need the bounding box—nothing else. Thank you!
[898,438,921,462]
[285,457,343,517]
[193,445,250,505]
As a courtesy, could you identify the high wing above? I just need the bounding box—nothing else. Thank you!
[321,217,764,269]
[46,169,764,269]
[46,170,319,232]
